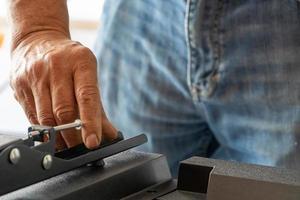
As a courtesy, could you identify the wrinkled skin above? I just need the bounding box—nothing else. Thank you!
[10,31,118,150]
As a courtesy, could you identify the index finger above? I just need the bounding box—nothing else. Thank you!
[73,49,103,149]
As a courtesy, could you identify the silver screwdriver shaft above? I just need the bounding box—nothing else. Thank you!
[53,119,82,132]
[28,119,82,138]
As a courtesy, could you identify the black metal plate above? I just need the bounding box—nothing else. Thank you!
[0,134,147,195]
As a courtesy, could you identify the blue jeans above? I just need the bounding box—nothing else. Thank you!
[94,0,300,175]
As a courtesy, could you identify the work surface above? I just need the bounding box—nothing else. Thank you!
[1,149,300,200]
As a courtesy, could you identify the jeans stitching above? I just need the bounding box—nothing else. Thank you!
[185,0,201,101]
[187,0,227,100]
[199,0,226,98]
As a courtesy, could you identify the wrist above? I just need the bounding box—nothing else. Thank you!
[11,27,70,51]
[8,0,70,50]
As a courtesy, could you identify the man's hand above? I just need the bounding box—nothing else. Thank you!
[10,31,117,149]
[8,0,117,149]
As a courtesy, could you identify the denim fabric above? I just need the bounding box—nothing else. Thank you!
[94,0,300,175]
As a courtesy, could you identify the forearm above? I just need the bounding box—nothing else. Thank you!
[8,0,70,50]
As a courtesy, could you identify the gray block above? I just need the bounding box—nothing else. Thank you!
[178,157,300,200]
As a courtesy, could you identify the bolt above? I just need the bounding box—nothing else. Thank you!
[74,119,82,130]
[9,148,21,164]
[53,119,82,132]
[42,154,53,170]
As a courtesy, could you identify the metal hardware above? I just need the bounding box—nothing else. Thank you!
[53,119,82,132]
[28,119,82,139]
[42,154,52,170]
[1,151,172,200]
[9,148,21,165]
[0,123,147,196]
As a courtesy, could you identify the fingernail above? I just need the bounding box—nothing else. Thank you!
[85,134,99,149]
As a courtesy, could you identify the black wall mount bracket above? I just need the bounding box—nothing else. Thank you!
[0,123,147,196]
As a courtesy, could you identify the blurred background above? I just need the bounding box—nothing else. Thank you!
[0,0,104,135]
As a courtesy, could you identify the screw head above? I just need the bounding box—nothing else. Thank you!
[9,148,21,164]
[42,154,53,170]
[75,119,82,130]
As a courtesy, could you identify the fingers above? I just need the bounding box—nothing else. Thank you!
[12,42,118,151]
[49,57,82,148]
[32,85,54,126]
[13,76,67,149]
[14,85,38,125]
[31,78,67,149]
[73,48,108,149]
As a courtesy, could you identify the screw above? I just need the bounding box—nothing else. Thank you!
[53,119,82,132]
[74,119,82,130]
[9,148,21,164]
[42,154,53,170]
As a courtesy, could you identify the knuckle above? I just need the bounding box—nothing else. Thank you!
[46,49,70,69]
[75,62,92,73]
[50,58,62,69]
[28,60,44,78]
[73,47,96,65]
[46,53,63,71]
[26,111,38,124]
[70,46,97,73]
[46,51,62,63]
[38,111,55,126]
[14,89,29,107]
[46,51,73,75]
[19,100,37,123]
[76,85,99,105]
[13,76,27,89]
[54,105,76,123]
[13,81,29,101]
[74,46,92,57]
